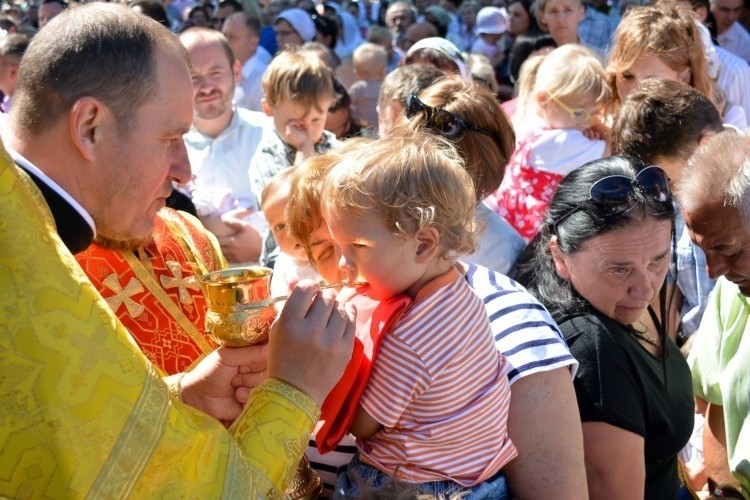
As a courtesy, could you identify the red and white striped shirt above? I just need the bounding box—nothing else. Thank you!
[358,268,517,486]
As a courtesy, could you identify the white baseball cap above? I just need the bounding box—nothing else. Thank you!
[474,7,508,36]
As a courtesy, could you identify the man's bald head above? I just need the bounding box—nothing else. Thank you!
[678,131,750,288]
[403,22,438,49]
[678,131,750,220]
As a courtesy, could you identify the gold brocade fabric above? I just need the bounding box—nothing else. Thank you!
[0,145,320,497]
[75,208,227,375]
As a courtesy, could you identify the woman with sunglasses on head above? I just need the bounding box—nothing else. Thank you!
[514,156,694,500]
[404,77,588,499]
[487,44,610,243]
[404,77,522,275]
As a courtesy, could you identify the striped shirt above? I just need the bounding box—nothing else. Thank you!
[358,268,517,486]
[307,263,575,495]
[464,263,578,382]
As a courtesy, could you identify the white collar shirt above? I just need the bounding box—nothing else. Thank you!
[10,147,96,234]
[183,107,269,217]
[234,46,272,112]
[718,22,750,62]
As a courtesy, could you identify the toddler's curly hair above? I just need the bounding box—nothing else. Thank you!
[323,129,479,260]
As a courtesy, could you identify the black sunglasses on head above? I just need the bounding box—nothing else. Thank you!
[405,93,493,140]
[553,166,672,232]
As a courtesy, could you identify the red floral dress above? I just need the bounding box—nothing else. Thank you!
[490,129,563,242]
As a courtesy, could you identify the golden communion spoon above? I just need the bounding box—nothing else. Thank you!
[237,281,367,310]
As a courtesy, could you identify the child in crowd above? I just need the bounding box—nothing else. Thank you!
[250,48,338,266]
[465,53,501,94]
[323,132,516,498]
[471,6,508,66]
[250,49,338,204]
[376,63,445,136]
[348,42,388,129]
[488,44,610,241]
[366,25,402,73]
[261,168,321,297]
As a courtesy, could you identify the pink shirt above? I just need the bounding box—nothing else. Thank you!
[358,268,516,486]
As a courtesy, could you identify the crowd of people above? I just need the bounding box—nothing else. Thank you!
[0,0,749,498]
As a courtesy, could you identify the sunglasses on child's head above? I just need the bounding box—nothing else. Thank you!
[553,166,672,232]
[405,94,494,140]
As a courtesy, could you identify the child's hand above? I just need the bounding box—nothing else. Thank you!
[216,217,262,263]
[202,214,236,238]
[223,206,253,220]
[582,116,611,142]
[581,127,601,141]
[284,121,310,150]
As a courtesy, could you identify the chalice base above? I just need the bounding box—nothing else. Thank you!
[283,456,323,500]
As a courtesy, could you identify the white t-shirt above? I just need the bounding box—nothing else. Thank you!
[463,201,525,276]
[270,252,321,297]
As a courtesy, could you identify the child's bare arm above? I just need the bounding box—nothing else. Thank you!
[350,404,382,439]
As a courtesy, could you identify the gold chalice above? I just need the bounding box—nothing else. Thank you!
[198,267,278,347]
[198,266,323,499]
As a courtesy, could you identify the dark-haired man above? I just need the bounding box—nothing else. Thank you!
[180,27,268,265]
[711,0,750,61]
[0,33,28,112]
[611,78,724,339]
[38,0,65,28]
[213,0,242,28]
[222,10,271,112]
[0,4,354,496]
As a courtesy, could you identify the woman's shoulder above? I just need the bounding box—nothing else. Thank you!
[463,262,578,382]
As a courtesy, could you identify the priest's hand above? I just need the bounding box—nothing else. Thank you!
[232,343,269,404]
[267,280,356,407]
[180,344,268,422]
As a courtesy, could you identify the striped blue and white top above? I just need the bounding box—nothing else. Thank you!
[465,262,577,383]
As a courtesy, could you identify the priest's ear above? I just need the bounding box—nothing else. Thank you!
[68,96,110,163]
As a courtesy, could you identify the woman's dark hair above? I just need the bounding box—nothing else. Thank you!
[514,156,675,322]
[508,0,542,35]
[330,77,351,112]
[404,48,461,76]
[313,13,338,49]
[187,4,209,21]
[328,77,366,138]
[508,32,556,84]
[130,0,170,29]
